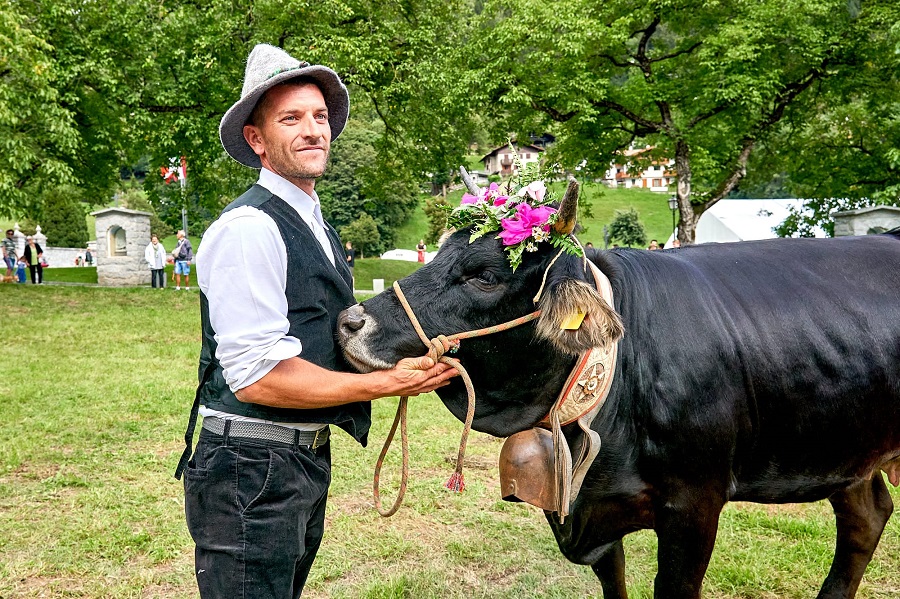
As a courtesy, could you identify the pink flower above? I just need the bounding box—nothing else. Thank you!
[498,203,557,246]
[461,193,480,205]
[492,195,509,206]
[517,180,547,203]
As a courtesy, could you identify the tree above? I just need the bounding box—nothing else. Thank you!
[340,213,381,258]
[119,185,173,239]
[442,0,900,243]
[38,187,88,248]
[0,9,80,218]
[422,195,451,245]
[608,208,648,248]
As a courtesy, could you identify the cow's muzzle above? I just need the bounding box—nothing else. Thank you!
[337,304,394,373]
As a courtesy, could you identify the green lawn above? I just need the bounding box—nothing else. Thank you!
[36,261,421,291]
[0,286,898,598]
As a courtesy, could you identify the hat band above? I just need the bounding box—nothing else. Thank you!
[267,62,310,80]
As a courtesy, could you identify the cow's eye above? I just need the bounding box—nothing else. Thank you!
[466,270,498,291]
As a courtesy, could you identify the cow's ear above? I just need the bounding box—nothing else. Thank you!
[536,279,624,355]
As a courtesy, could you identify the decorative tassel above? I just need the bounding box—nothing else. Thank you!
[445,470,466,493]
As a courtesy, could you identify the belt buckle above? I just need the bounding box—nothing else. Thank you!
[312,428,322,449]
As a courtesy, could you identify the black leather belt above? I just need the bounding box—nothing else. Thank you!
[201,416,329,449]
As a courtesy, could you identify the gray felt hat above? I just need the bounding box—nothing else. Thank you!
[219,44,350,168]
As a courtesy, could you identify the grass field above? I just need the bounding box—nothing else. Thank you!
[35,259,420,291]
[1,284,898,598]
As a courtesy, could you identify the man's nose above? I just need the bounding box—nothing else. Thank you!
[298,114,321,140]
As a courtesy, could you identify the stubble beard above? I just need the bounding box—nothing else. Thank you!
[271,144,330,183]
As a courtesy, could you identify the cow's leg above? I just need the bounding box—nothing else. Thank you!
[817,475,894,599]
[653,489,724,599]
[591,539,628,599]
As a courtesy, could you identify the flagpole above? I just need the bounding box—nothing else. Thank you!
[180,156,188,236]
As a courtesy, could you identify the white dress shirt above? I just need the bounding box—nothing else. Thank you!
[196,168,337,429]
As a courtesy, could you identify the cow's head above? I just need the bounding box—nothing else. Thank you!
[338,177,623,437]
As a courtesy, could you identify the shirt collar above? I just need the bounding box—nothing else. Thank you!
[257,168,323,227]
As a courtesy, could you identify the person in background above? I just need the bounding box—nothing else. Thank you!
[3,229,16,281]
[145,234,168,289]
[23,235,43,284]
[416,239,427,263]
[344,241,355,290]
[672,239,681,248]
[84,247,93,266]
[176,43,457,599]
[648,239,659,250]
[16,256,27,283]
[172,230,193,290]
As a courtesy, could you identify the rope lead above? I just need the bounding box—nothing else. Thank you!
[372,281,540,516]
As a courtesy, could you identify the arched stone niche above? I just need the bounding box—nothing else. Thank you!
[91,208,152,286]
[108,225,128,256]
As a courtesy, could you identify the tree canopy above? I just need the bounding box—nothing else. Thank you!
[3,0,897,241]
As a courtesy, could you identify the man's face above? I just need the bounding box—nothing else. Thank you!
[243,83,331,189]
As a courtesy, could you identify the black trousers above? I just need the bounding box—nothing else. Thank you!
[28,264,42,284]
[183,428,331,599]
[150,268,165,288]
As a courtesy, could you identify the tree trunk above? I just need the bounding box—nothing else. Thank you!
[674,140,699,244]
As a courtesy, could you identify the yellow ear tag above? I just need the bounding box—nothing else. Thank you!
[560,309,586,330]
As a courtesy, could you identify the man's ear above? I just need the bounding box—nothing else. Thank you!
[243,124,266,158]
[536,279,624,355]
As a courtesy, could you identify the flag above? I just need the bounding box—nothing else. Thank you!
[179,156,187,189]
[160,156,187,187]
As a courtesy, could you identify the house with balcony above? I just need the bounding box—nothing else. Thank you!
[604,147,675,192]
[481,143,544,177]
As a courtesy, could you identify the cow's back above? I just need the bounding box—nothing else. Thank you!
[602,234,900,502]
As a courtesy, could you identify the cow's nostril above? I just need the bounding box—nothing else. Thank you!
[338,305,366,335]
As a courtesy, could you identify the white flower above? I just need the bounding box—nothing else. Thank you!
[526,241,538,252]
[516,180,547,203]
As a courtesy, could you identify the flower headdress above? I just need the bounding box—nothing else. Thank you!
[447,159,583,271]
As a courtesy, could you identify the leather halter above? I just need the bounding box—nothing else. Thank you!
[384,260,617,522]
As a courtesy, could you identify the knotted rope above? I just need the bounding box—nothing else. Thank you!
[373,281,542,516]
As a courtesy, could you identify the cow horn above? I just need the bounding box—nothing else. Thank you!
[553,176,579,234]
[460,166,481,195]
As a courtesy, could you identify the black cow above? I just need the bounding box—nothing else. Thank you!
[337,202,900,598]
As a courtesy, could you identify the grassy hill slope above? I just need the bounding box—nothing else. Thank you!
[393,183,675,250]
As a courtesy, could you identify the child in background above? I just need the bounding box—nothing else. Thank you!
[16,257,27,283]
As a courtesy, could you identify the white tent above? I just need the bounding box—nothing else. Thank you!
[667,199,825,245]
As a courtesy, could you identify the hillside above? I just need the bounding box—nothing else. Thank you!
[393,181,676,250]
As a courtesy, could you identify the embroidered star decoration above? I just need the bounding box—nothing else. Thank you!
[575,363,606,404]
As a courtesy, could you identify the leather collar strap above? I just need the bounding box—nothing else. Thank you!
[539,260,618,521]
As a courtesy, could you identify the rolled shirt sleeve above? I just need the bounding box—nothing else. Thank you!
[196,205,303,392]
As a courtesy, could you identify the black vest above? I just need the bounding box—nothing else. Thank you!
[197,184,370,444]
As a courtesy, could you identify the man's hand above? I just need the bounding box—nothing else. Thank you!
[377,356,458,398]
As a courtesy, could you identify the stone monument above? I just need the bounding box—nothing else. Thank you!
[832,205,900,237]
[91,207,152,286]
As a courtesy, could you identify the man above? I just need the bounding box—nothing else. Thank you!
[175,44,456,599]
[84,246,93,266]
[172,230,193,290]
[2,229,16,281]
